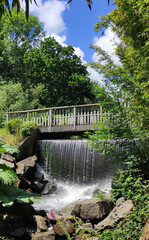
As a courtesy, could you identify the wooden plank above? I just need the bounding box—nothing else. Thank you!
[65,108,67,125]
[73,107,76,130]
[87,107,90,124]
[100,105,102,122]
[62,109,64,125]
[90,107,93,124]
[84,107,86,124]
[97,108,100,121]
[94,107,96,123]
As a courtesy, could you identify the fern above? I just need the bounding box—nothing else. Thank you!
[0,164,17,185]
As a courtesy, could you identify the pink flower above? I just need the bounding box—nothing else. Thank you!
[50,210,56,221]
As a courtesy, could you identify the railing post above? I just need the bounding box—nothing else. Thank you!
[6,113,9,122]
[27,112,30,121]
[48,109,52,131]
[100,105,103,122]
[73,107,76,130]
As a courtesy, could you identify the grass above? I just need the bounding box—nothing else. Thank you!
[0,128,22,147]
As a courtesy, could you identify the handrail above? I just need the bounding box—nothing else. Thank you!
[6,103,100,114]
[6,103,110,131]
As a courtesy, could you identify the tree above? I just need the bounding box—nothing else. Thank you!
[0,9,45,83]
[0,82,40,126]
[88,0,149,178]
[91,0,149,130]
[23,36,95,107]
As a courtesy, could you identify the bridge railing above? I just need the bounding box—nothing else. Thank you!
[6,104,110,129]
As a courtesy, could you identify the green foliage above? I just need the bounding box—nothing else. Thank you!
[2,144,19,155]
[20,121,36,138]
[96,171,149,240]
[0,9,45,82]
[86,1,149,239]
[0,136,18,154]
[88,0,149,179]
[0,0,37,20]
[112,170,148,201]
[70,136,82,140]
[5,119,22,135]
[4,119,37,139]
[0,184,41,207]
[0,11,95,111]
[23,37,95,107]
[0,164,17,185]
[0,83,39,126]
[0,139,41,207]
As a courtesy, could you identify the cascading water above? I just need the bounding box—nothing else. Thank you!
[34,140,116,213]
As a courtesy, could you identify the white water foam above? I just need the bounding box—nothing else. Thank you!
[34,178,112,213]
[34,140,115,213]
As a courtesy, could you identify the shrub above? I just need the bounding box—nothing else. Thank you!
[20,121,36,138]
[5,119,22,136]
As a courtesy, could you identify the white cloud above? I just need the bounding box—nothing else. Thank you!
[92,27,121,65]
[27,0,68,35]
[74,47,85,62]
[50,33,67,46]
[87,66,105,87]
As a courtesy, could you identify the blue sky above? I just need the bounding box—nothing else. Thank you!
[21,0,120,84]
[63,0,115,62]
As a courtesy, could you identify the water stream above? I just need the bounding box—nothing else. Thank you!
[34,140,116,213]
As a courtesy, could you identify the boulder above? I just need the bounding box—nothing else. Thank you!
[46,212,64,222]
[0,159,15,169]
[80,222,93,229]
[0,153,16,169]
[16,155,37,178]
[53,219,74,236]
[31,229,55,240]
[33,215,48,232]
[116,197,125,206]
[18,176,31,189]
[95,199,134,230]
[33,168,45,182]
[1,153,16,163]
[31,181,46,194]
[76,234,98,240]
[140,221,149,240]
[0,203,36,237]
[10,226,31,238]
[59,208,74,221]
[71,198,113,220]
[41,182,57,195]
[76,222,93,235]
[0,202,36,216]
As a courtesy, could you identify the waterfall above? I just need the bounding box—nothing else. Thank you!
[34,139,116,212]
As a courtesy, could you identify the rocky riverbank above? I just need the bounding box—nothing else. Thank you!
[0,151,137,240]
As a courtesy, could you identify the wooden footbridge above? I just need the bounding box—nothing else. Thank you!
[6,104,110,133]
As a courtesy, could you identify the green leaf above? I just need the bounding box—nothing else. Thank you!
[0,184,41,206]
[2,144,19,154]
[0,146,6,153]
[0,164,17,185]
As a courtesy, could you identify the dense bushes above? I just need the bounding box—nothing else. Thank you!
[5,119,36,139]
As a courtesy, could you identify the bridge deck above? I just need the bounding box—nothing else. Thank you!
[6,104,110,132]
